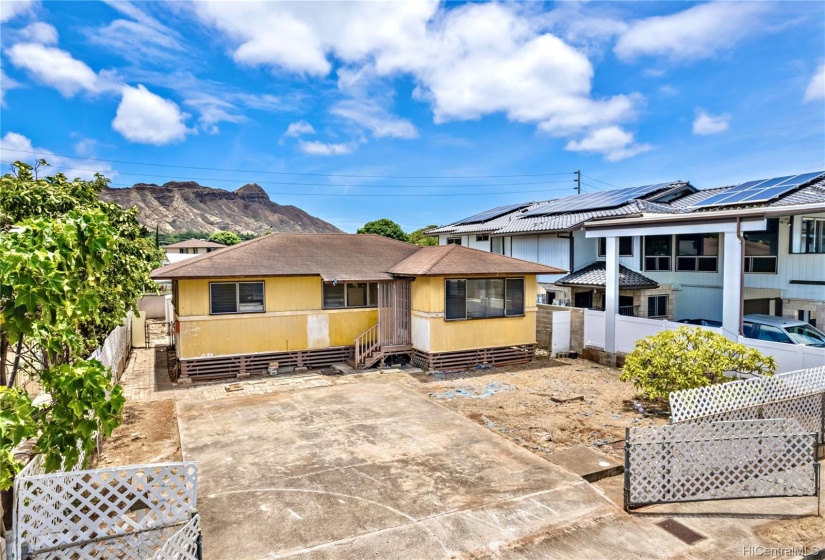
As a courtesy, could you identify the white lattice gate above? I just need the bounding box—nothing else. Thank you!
[624,365,825,512]
[624,419,819,510]
[11,461,200,560]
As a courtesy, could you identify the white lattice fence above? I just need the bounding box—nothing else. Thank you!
[625,419,818,510]
[88,313,132,382]
[152,514,201,560]
[669,366,825,442]
[12,462,198,559]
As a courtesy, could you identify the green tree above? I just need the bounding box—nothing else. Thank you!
[619,327,776,401]
[408,225,438,247]
[208,230,242,246]
[357,218,408,242]
[0,161,161,488]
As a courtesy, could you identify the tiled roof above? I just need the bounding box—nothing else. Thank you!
[387,244,566,276]
[430,177,825,238]
[555,261,658,289]
[164,239,227,249]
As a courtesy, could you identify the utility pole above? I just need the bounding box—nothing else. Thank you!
[575,170,581,194]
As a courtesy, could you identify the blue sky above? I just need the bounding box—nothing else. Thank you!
[1,1,823,233]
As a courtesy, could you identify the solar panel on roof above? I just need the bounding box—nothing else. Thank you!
[452,202,530,225]
[521,182,677,217]
[695,171,825,208]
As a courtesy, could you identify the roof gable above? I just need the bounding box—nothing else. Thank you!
[387,244,566,276]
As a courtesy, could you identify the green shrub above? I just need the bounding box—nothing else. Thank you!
[620,327,776,401]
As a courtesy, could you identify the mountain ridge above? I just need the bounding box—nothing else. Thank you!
[100,181,341,234]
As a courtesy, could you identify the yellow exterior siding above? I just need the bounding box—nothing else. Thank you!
[328,309,378,347]
[174,275,378,359]
[425,313,536,352]
[409,275,538,352]
[177,276,321,316]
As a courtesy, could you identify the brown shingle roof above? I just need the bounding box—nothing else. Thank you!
[387,245,566,276]
[164,239,227,249]
[152,234,420,281]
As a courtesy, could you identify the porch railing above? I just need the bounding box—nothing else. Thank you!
[354,323,380,368]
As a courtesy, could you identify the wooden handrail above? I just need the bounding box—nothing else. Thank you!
[354,323,380,367]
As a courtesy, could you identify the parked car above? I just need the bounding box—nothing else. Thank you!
[742,314,825,347]
[678,318,723,328]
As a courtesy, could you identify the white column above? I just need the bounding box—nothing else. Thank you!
[722,231,743,340]
[604,236,619,354]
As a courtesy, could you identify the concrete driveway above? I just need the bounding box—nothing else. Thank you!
[176,380,661,559]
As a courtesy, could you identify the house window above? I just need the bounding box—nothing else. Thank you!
[445,278,525,320]
[210,282,264,314]
[744,218,778,273]
[476,234,490,242]
[643,235,672,271]
[323,282,379,309]
[647,295,668,318]
[798,217,825,254]
[446,237,462,245]
[676,233,718,272]
[179,248,188,254]
[598,237,633,257]
[491,237,504,254]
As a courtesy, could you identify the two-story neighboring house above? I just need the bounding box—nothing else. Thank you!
[163,239,227,264]
[428,172,825,329]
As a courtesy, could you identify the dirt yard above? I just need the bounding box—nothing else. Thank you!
[93,400,182,468]
[383,355,667,460]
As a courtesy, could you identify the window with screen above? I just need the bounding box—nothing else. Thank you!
[446,237,462,245]
[643,236,672,271]
[323,282,379,309]
[676,233,718,272]
[797,217,825,254]
[598,237,633,257]
[446,278,524,320]
[210,282,264,314]
[744,218,778,273]
[647,295,668,318]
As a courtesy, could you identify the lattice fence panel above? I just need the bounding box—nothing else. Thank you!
[626,419,817,509]
[669,366,825,442]
[152,514,201,560]
[89,313,132,382]
[14,462,197,558]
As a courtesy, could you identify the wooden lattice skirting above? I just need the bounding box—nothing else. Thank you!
[411,344,536,371]
[180,346,353,381]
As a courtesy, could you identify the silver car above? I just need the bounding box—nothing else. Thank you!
[743,314,825,347]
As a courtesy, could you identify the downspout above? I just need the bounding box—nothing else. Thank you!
[736,217,745,336]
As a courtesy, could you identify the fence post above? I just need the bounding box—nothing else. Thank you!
[623,427,631,512]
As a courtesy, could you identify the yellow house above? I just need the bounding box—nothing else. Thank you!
[151,234,564,380]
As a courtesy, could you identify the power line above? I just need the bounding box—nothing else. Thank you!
[582,174,625,189]
[102,182,579,197]
[0,162,575,189]
[1,150,576,179]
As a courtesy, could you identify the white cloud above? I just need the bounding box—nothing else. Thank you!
[0,131,114,180]
[0,0,35,23]
[804,64,825,103]
[615,2,771,62]
[659,85,678,96]
[191,1,647,160]
[92,2,185,62]
[0,62,21,107]
[298,140,354,156]
[112,85,191,145]
[284,120,316,137]
[18,21,57,44]
[692,109,731,135]
[184,93,246,133]
[565,126,652,162]
[6,42,108,97]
